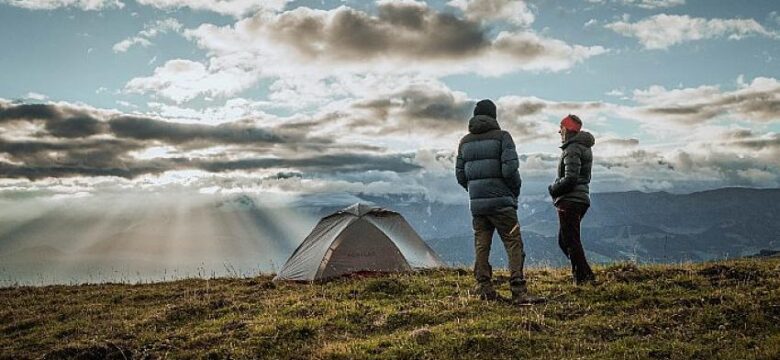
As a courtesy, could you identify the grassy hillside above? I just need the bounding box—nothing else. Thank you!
[2,258,779,359]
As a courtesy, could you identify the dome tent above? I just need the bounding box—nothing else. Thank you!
[274,203,446,281]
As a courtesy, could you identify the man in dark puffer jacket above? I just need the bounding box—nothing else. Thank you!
[548,114,596,285]
[456,99,543,305]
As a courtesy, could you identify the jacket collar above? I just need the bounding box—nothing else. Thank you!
[560,131,595,149]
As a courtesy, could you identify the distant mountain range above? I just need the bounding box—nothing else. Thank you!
[1,187,778,284]
[355,188,780,267]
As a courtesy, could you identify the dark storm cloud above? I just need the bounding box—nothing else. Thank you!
[396,87,474,121]
[0,136,152,179]
[45,116,107,138]
[0,151,420,180]
[353,84,474,133]
[0,103,313,148]
[194,153,420,174]
[0,123,171,181]
[108,116,288,145]
[0,101,422,180]
[0,137,142,157]
[0,162,169,180]
[267,2,489,61]
[0,103,108,138]
[0,103,62,122]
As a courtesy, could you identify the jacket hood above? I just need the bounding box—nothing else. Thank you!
[468,115,500,134]
[561,131,595,149]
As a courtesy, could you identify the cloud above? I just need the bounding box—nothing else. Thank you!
[184,3,604,71]
[584,19,599,28]
[669,149,780,188]
[447,0,534,27]
[113,18,182,53]
[0,144,420,181]
[112,37,151,53]
[496,96,605,142]
[0,134,156,180]
[617,0,684,9]
[275,79,623,157]
[0,162,164,180]
[587,147,780,192]
[124,59,260,103]
[630,77,780,124]
[0,100,321,146]
[721,131,780,151]
[4,71,780,195]
[350,81,474,135]
[45,115,106,138]
[23,92,47,101]
[146,98,274,125]
[600,138,639,147]
[771,11,780,26]
[135,0,290,18]
[59,104,310,147]
[601,127,780,190]
[108,116,290,146]
[606,14,779,49]
[194,153,420,174]
[142,2,604,102]
[0,100,420,182]
[0,102,111,137]
[301,81,563,145]
[2,0,123,11]
[489,31,607,72]
[190,4,490,62]
[605,89,625,97]
[0,103,64,123]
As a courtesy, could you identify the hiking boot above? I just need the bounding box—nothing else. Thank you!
[474,284,506,301]
[511,290,547,305]
[575,274,597,286]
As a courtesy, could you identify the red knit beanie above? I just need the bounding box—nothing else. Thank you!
[561,114,582,132]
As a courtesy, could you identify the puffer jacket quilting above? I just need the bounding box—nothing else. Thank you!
[455,115,522,215]
[549,131,595,205]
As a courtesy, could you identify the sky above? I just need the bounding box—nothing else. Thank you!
[1,0,779,206]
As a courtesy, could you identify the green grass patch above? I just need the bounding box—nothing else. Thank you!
[1,258,779,359]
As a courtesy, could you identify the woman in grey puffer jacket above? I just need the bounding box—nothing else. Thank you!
[549,114,596,285]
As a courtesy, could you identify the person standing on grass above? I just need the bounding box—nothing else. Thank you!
[455,99,544,305]
[548,114,597,285]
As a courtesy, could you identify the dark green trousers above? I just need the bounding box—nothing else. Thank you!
[473,207,526,294]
